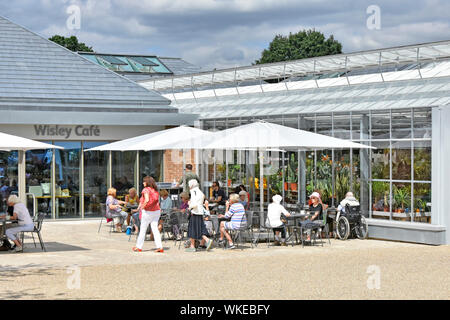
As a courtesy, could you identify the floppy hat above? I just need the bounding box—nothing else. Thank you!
[272,194,283,203]
[309,192,321,199]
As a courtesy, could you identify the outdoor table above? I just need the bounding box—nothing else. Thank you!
[0,215,18,241]
[284,212,311,246]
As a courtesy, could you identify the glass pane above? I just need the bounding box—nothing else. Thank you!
[333,113,351,139]
[392,141,412,180]
[334,150,351,204]
[371,181,390,219]
[391,110,412,139]
[283,116,298,129]
[352,112,370,140]
[414,141,431,181]
[0,151,18,212]
[316,114,333,137]
[413,109,432,138]
[26,148,53,218]
[392,182,412,221]
[371,141,390,180]
[285,152,298,204]
[413,183,431,223]
[314,150,333,206]
[54,142,81,219]
[112,151,136,198]
[139,151,163,183]
[371,112,390,139]
[84,142,108,217]
[299,115,315,132]
[305,151,315,204]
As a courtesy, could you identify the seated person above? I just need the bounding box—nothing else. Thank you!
[106,188,127,233]
[235,185,250,210]
[125,187,139,226]
[202,200,214,238]
[238,190,248,209]
[300,192,323,241]
[168,191,190,240]
[160,189,173,212]
[337,192,360,221]
[266,194,291,246]
[218,193,246,249]
[209,181,227,213]
[0,195,34,252]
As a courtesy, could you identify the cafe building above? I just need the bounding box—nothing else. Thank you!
[0,16,198,219]
[139,41,450,245]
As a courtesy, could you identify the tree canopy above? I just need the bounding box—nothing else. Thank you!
[255,29,342,64]
[48,35,94,52]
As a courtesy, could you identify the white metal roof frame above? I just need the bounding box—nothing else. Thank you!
[139,40,450,92]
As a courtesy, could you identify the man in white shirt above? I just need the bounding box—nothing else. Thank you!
[266,194,291,246]
[0,195,34,252]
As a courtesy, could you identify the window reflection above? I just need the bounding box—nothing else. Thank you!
[84,142,108,217]
[54,141,81,218]
[0,151,18,212]
[26,148,52,218]
[112,151,136,197]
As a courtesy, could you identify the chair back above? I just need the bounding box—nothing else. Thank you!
[246,210,254,230]
[322,204,329,225]
[34,212,46,232]
[100,203,108,218]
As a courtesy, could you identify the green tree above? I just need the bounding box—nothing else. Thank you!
[48,35,94,52]
[255,29,342,64]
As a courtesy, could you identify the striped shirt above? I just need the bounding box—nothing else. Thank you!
[225,203,247,229]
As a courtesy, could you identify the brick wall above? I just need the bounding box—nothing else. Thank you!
[163,149,197,182]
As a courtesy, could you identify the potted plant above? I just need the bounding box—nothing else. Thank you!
[394,186,410,213]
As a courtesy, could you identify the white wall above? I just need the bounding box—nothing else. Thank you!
[432,105,450,244]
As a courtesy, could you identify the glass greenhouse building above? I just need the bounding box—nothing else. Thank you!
[139,40,450,245]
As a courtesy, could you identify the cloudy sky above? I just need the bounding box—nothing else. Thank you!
[1,0,450,70]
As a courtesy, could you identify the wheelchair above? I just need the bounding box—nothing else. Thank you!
[335,204,368,240]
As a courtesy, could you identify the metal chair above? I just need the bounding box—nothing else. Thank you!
[98,203,121,234]
[226,210,253,250]
[21,212,46,252]
[160,210,173,242]
[176,211,190,249]
[253,211,277,247]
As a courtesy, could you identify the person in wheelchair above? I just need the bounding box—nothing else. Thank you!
[335,191,368,240]
[336,192,360,221]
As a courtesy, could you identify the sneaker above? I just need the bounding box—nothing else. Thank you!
[185,247,196,252]
[281,242,287,246]
[206,239,213,251]
[227,243,236,250]
[132,247,142,252]
[274,240,281,246]
[13,245,23,253]
[155,248,164,253]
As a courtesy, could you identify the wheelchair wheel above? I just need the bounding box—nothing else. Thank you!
[336,216,350,240]
[355,216,368,239]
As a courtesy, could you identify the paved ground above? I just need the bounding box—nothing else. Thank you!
[0,219,449,300]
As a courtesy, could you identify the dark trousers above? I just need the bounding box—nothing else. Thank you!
[272,226,286,239]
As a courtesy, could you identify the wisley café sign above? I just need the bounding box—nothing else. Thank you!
[34,125,100,139]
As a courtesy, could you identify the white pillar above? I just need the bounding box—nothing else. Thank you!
[18,150,26,203]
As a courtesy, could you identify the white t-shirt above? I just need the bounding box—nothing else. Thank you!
[266,203,290,228]
[14,203,33,225]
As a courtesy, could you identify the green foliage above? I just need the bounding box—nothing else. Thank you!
[255,29,342,65]
[393,185,410,210]
[49,35,93,52]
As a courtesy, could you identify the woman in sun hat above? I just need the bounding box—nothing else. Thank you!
[301,191,324,241]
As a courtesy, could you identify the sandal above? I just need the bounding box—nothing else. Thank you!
[132,247,142,252]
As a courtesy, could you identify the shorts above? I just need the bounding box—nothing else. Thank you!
[224,221,238,231]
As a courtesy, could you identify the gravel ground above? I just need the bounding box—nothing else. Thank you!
[0,220,449,300]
